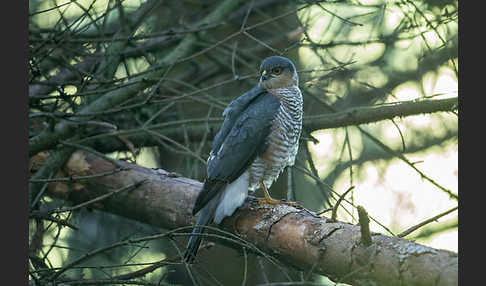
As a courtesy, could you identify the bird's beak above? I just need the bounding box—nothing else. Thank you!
[260,70,269,81]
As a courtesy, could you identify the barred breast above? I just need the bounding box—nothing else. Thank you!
[248,86,303,191]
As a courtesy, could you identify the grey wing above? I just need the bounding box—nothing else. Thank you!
[211,86,267,156]
[192,92,280,215]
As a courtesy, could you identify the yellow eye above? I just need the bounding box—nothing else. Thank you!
[273,67,281,75]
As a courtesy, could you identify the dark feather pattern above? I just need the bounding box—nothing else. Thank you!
[192,91,280,215]
[211,86,267,155]
[185,88,280,263]
[185,56,301,264]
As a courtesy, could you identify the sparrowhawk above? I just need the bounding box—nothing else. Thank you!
[184,56,303,262]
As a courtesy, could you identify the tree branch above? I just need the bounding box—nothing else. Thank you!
[28,0,245,157]
[39,151,458,286]
[304,97,458,131]
[75,96,458,154]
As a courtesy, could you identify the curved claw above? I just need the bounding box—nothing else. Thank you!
[257,197,297,206]
[257,180,297,206]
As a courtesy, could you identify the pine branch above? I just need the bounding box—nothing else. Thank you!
[38,151,458,286]
[303,97,458,131]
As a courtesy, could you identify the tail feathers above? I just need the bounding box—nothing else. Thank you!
[184,206,213,263]
[184,226,203,263]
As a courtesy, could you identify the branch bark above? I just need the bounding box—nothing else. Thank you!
[36,151,458,286]
[303,97,458,131]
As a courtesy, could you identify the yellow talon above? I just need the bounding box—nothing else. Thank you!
[257,181,297,206]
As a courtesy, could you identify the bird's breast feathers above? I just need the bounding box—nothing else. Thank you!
[246,86,303,190]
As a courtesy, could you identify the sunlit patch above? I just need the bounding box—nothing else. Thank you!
[297,4,386,66]
[422,229,458,252]
[298,47,327,75]
[394,39,413,49]
[297,5,331,43]
[383,6,404,33]
[391,81,422,101]
[136,147,160,169]
[392,51,419,71]
[422,30,442,48]
[309,103,457,252]
[319,275,352,286]
[307,130,335,175]
[354,66,388,88]
[422,67,458,98]
[422,71,437,96]
[432,67,458,97]
[31,0,145,29]
[357,0,383,5]
[381,119,406,146]
[332,135,457,240]
[325,79,348,99]
[334,42,386,66]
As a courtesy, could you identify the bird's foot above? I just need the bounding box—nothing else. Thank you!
[257,197,297,206]
[258,180,297,206]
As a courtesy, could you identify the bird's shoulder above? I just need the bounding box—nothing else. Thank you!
[193,88,280,215]
[223,86,271,117]
[212,86,280,155]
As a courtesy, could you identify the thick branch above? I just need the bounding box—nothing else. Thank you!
[38,151,458,286]
[304,97,458,131]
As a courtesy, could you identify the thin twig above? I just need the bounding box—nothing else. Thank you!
[241,247,248,286]
[316,2,363,26]
[397,206,458,238]
[29,167,128,183]
[240,0,254,31]
[30,171,54,209]
[44,179,147,215]
[243,31,282,55]
[231,41,239,79]
[390,118,406,152]
[294,165,395,236]
[357,126,458,200]
[316,207,333,215]
[29,212,79,230]
[330,186,355,222]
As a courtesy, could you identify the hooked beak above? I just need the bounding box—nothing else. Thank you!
[260,70,269,81]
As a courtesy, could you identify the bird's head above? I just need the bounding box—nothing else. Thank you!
[258,56,298,89]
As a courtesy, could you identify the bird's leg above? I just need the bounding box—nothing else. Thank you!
[257,180,297,206]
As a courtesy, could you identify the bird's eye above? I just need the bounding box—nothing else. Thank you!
[273,67,282,75]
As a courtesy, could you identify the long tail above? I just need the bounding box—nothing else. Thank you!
[184,204,213,263]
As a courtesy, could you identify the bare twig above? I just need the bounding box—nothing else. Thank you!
[29,212,79,230]
[397,206,458,238]
[330,185,355,222]
[357,126,458,200]
[44,179,147,215]
[29,167,128,183]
